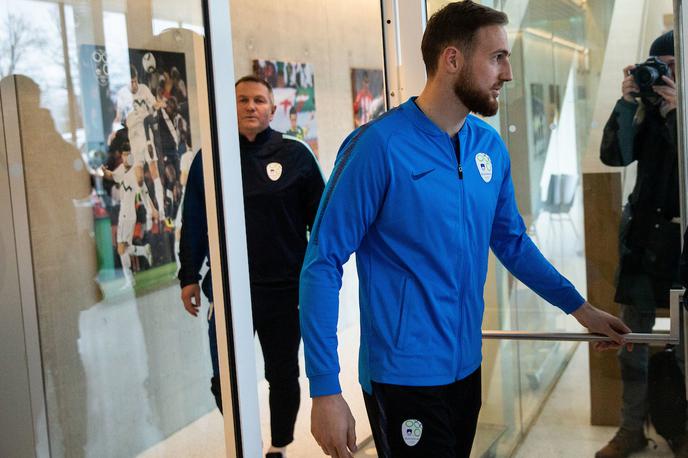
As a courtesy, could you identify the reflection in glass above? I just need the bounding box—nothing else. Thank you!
[595,28,682,457]
[421,1,654,457]
[1,0,224,456]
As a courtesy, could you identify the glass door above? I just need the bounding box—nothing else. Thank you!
[388,0,687,457]
[223,1,388,456]
[0,0,251,456]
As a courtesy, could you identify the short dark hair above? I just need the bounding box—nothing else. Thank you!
[235,75,273,95]
[422,1,508,76]
[110,127,131,153]
[130,65,138,80]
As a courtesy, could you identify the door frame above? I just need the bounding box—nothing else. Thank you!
[203,0,261,456]
[0,76,51,458]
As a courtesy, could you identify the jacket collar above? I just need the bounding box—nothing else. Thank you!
[239,127,285,158]
[239,126,275,148]
[401,97,470,140]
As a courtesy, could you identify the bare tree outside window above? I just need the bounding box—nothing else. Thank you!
[0,6,83,140]
[0,13,49,79]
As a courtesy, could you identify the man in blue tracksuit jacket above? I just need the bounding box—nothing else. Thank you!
[300,2,630,457]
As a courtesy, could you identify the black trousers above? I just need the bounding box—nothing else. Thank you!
[363,367,482,458]
[253,304,301,447]
[209,302,301,448]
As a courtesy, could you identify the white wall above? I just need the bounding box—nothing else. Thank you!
[582,0,673,174]
[229,0,385,177]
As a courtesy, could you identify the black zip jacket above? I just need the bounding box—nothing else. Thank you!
[600,98,680,306]
[178,127,325,307]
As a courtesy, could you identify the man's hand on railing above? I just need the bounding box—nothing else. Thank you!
[572,301,632,351]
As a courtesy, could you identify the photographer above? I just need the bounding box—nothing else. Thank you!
[598,30,685,458]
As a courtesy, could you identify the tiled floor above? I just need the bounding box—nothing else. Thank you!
[138,409,225,458]
[140,342,675,458]
[513,344,674,458]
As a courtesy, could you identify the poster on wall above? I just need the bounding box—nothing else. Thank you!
[79,45,195,295]
[350,68,385,127]
[252,59,319,156]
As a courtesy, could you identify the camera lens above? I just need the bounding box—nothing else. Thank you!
[635,66,659,86]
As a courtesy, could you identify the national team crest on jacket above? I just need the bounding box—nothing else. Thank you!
[475,153,492,183]
[401,419,423,446]
[266,162,283,181]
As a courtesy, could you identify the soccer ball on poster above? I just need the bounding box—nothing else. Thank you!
[141,52,157,74]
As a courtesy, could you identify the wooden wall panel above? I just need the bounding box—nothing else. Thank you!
[584,172,623,426]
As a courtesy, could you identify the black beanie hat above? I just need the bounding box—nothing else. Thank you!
[650,30,674,56]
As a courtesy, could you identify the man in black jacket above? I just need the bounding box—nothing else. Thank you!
[178,75,325,458]
[597,30,684,458]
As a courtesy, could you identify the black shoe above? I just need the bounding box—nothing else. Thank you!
[265,453,284,458]
[210,376,223,414]
[595,427,648,458]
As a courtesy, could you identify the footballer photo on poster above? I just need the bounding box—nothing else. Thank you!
[253,59,319,157]
[350,68,385,128]
[80,45,196,295]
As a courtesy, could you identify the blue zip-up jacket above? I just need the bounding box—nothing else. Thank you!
[299,98,585,397]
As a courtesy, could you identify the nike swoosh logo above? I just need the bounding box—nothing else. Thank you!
[411,168,435,180]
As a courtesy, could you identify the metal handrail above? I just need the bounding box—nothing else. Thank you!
[482,331,678,345]
[482,289,683,346]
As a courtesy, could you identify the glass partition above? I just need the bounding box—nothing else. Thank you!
[423,1,676,457]
[501,0,589,435]
[3,0,681,456]
[226,1,386,456]
[0,0,226,456]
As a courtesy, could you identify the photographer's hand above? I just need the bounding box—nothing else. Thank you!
[654,75,677,117]
[621,64,640,103]
[622,65,639,103]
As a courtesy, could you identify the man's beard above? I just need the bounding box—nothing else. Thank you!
[453,65,499,117]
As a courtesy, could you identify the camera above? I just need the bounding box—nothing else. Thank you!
[630,56,672,98]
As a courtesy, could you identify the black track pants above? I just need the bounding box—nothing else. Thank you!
[254,304,301,447]
[363,367,482,458]
[208,302,301,448]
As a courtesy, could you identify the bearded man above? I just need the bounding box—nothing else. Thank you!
[298,2,630,457]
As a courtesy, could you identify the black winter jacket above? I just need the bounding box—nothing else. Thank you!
[600,98,680,307]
